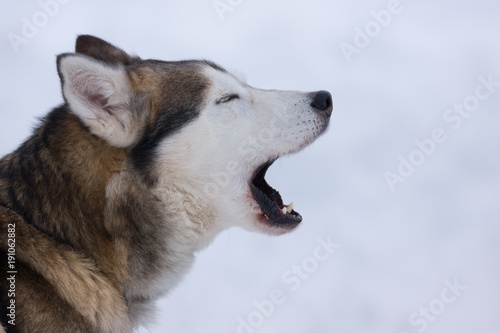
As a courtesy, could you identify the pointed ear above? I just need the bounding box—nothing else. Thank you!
[57,54,140,148]
[75,35,139,66]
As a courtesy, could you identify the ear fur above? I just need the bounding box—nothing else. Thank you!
[57,54,141,148]
[75,35,139,66]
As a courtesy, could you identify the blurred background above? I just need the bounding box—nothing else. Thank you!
[1,1,499,332]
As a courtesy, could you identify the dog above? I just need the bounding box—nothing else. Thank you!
[0,35,332,332]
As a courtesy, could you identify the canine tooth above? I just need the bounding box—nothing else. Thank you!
[282,207,287,215]
[286,202,294,214]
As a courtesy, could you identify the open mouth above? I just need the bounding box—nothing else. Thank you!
[250,160,303,229]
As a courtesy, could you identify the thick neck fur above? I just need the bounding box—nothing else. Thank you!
[0,106,127,282]
[0,106,213,322]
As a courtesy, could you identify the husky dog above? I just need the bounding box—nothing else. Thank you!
[0,35,332,332]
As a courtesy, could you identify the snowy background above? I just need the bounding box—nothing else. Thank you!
[1,1,500,332]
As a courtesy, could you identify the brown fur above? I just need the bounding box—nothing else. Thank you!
[0,36,214,332]
[0,108,132,332]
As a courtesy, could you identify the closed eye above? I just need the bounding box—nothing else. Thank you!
[216,94,240,104]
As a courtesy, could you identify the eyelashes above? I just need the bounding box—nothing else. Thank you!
[216,94,240,104]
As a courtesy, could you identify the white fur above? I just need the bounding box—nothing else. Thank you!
[154,66,329,238]
[107,64,330,328]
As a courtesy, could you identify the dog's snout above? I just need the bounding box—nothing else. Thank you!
[311,90,333,116]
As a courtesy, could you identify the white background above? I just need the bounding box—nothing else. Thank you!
[1,1,499,332]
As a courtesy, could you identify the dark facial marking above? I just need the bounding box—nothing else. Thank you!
[130,61,212,179]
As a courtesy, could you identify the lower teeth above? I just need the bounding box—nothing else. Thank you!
[282,202,294,215]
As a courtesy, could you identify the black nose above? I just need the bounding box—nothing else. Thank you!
[311,90,333,115]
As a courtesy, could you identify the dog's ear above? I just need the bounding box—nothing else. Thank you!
[75,35,139,66]
[57,53,141,148]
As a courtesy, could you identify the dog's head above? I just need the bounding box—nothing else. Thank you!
[57,35,332,238]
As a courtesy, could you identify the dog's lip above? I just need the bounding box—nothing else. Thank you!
[249,160,302,229]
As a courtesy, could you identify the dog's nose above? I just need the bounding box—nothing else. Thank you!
[311,90,333,116]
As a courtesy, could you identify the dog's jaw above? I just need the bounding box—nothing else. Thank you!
[146,66,332,238]
[198,66,332,235]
